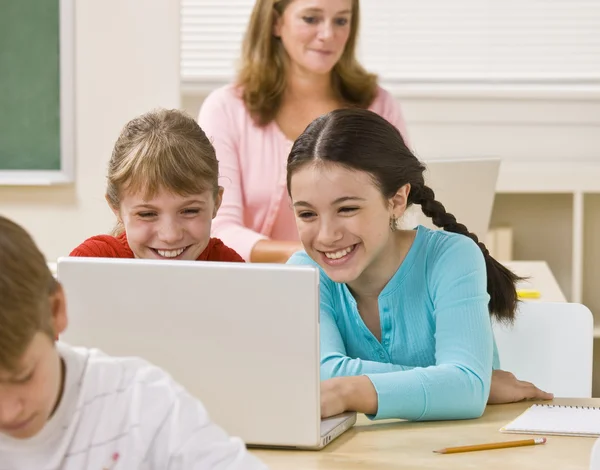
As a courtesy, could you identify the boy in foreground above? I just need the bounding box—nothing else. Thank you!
[0,215,267,470]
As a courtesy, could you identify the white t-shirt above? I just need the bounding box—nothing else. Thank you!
[0,343,268,470]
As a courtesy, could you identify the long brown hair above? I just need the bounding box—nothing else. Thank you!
[287,108,522,322]
[237,0,378,126]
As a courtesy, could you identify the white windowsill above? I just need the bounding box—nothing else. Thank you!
[380,83,600,100]
[182,80,600,101]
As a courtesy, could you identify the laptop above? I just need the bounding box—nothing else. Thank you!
[403,158,501,239]
[57,257,356,450]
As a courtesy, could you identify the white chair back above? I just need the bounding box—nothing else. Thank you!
[492,301,594,398]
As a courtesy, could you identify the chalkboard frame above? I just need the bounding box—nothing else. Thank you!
[0,0,75,186]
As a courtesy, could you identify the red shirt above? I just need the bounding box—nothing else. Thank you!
[70,232,244,262]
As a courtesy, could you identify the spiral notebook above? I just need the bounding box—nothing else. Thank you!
[501,404,600,437]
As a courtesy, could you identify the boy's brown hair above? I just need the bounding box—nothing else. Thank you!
[0,216,57,372]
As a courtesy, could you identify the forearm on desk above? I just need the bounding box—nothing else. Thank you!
[334,376,378,416]
[367,364,489,421]
[323,358,412,417]
[250,239,302,263]
[323,354,489,420]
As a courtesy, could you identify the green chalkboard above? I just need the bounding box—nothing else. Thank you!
[0,0,61,171]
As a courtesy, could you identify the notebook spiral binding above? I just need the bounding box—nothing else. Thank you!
[537,404,600,410]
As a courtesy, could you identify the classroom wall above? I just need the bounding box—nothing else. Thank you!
[0,1,181,262]
[183,91,600,163]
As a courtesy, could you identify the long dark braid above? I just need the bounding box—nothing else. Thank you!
[412,184,522,322]
[286,107,522,323]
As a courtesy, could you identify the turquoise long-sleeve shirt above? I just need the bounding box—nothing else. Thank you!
[288,225,498,421]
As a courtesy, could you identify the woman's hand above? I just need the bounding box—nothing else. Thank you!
[488,369,554,404]
[250,240,304,263]
[320,376,378,418]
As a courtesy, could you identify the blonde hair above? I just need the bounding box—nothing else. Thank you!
[0,216,57,372]
[106,108,219,231]
[237,0,378,126]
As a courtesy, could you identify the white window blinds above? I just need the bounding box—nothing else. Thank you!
[181,1,600,85]
[181,0,254,82]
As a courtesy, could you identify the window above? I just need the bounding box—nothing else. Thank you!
[181,0,254,84]
[181,1,600,88]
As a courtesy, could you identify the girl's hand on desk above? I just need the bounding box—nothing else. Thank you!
[488,369,554,404]
[320,376,378,418]
[321,378,348,418]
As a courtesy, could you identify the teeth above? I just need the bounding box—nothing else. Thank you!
[157,247,185,258]
[324,246,353,260]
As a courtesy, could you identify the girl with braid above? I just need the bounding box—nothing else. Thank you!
[286,108,552,421]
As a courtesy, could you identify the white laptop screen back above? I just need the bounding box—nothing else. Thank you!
[405,158,500,238]
[58,258,322,448]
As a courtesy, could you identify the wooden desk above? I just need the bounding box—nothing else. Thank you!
[503,260,567,303]
[252,398,599,469]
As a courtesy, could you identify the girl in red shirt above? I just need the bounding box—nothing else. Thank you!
[70,109,243,263]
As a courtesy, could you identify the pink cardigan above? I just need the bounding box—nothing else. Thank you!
[198,85,410,261]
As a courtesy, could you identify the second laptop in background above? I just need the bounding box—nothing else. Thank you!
[404,158,501,240]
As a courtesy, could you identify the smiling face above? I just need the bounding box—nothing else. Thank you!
[274,0,353,77]
[290,163,409,285]
[114,186,223,261]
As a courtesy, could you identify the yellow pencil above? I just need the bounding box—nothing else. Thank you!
[517,289,541,299]
[434,437,547,454]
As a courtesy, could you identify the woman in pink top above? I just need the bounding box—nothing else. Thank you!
[198,0,409,263]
